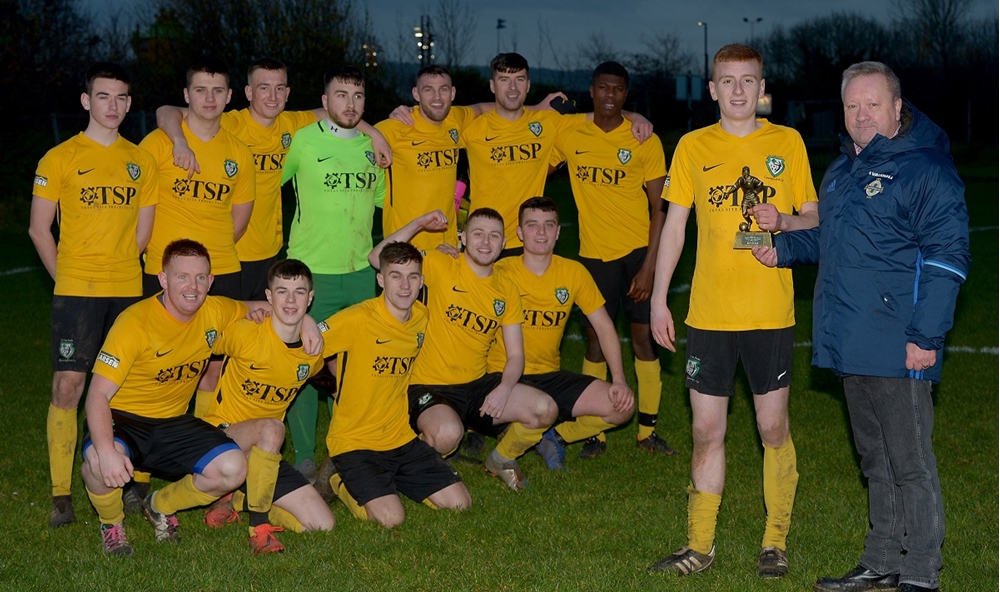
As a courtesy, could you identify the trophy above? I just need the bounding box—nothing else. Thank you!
[728,166,773,249]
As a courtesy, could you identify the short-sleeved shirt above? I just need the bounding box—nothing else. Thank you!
[319,297,428,456]
[664,120,818,330]
[410,250,523,385]
[33,133,158,296]
[376,106,476,252]
[202,318,324,426]
[552,120,667,261]
[221,109,317,262]
[488,256,605,374]
[281,121,386,275]
[141,122,256,275]
[93,295,248,418]
[462,111,586,247]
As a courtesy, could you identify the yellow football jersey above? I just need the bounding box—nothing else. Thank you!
[551,120,667,261]
[320,297,428,456]
[410,250,523,385]
[141,122,256,275]
[203,318,324,426]
[33,133,158,297]
[222,109,316,261]
[376,106,475,253]
[665,120,818,330]
[94,295,248,418]
[489,256,605,375]
[463,111,586,247]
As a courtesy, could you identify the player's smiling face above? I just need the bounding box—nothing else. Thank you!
[517,208,560,256]
[413,74,455,123]
[158,255,213,322]
[709,60,764,124]
[490,69,530,112]
[266,275,313,327]
[184,72,232,122]
[462,216,506,267]
[378,260,424,313]
[322,79,365,129]
[590,74,627,119]
[82,77,131,131]
[246,68,290,121]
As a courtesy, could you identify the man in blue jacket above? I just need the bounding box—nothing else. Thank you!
[753,62,969,592]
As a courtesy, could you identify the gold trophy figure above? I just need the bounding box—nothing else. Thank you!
[727,166,773,249]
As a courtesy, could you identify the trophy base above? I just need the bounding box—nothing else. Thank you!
[734,231,773,249]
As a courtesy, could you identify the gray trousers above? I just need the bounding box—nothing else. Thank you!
[843,375,944,589]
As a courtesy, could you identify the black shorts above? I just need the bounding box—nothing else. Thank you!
[408,373,504,436]
[579,247,651,326]
[142,271,242,299]
[520,371,597,422]
[331,439,462,507]
[51,295,139,372]
[239,256,278,302]
[684,327,794,396]
[82,410,240,479]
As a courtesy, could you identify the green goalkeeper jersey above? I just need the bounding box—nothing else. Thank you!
[281,120,385,274]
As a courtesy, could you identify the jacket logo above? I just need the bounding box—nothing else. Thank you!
[281,132,292,149]
[365,151,376,165]
[449,129,459,144]
[224,159,238,178]
[765,155,785,177]
[126,163,141,181]
[554,287,569,304]
[827,179,837,192]
[493,299,506,316]
[864,178,884,198]
[528,122,542,137]
[297,364,310,381]
[617,149,632,165]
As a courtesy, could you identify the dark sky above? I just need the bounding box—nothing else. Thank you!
[90,0,997,71]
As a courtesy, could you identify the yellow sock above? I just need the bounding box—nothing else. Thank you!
[495,422,547,459]
[421,498,440,510]
[331,472,368,521]
[762,436,798,550]
[581,359,607,381]
[193,389,215,418]
[687,484,722,555]
[634,358,663,440]
[47,404,77,497]
[247,446,281,513]
[87,487,125,525]
[268,505,305,533]
[154,474,218,515]
[555,416,616,444]
[133,470,151,485]
[232,489,247,511]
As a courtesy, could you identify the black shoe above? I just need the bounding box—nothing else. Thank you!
[897,584,938,592]
[49,495,76,527]
[578,436,606,459]
[122,480,149,516]
[461,432,486,457]
[814,565,900,591]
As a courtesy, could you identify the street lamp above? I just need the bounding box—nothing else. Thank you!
[697,21,708,83]
[743,17,762,45]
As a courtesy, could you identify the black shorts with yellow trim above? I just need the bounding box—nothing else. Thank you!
[684,326,794,396]
[519,370,597,422]
[51,295,140,372]
[331,438,462,507]
[407,373,504,437]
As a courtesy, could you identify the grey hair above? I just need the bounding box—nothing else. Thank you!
[841,61,901,102]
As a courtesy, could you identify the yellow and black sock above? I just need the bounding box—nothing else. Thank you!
[634,358,663,440]
[268,505,305,533]
[47,404,77,497]
[330,472,368,521]
[154,474,217,515]
[687,484,722,555]
[580,360,609,444]
[247,446,281,513]
[762,436,798,550]
[495,422,547,459]
[87,487,125,525]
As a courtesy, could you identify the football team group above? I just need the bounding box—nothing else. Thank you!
[32,39,967,592]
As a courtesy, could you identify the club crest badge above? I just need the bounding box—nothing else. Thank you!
[528,122,542,137]
[685,356,701,378]
[59,339,75,360]
[281,132,292,149]
[765,155,785,177]
[297,364,310,381]
[365,150,376,165]
[416,332,425,348]
[493,299,506,316]
[126,163,141,181]
[448,129,459,144]
[865,178,883,198]
[224,159,238,178]
[417,392,433,406]
[617,149,632,165]
[205,329,218,348]
[555,287,569,305]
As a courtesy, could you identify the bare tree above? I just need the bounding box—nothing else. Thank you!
[893,0,972,70]
[576,32,619,68]
[627,32,696,78]
[434,0,476,68]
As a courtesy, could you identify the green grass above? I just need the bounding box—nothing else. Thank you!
[0,168,995,591]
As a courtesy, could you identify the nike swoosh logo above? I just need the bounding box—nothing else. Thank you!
[155,349,172,357]
[411,141,427,146]
[777,370,787,381]
[375,338,392,344]
[317,155,336,162]
[250,364,268,371]
[574,150,589,155]
[702,163,723,172]
[452,286,467,293]
[485,135,500,142]
[77,168,95,175]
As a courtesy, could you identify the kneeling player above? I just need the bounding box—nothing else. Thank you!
[490,197,635,470]
[201,259,334,553]
[316,242,471,528]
